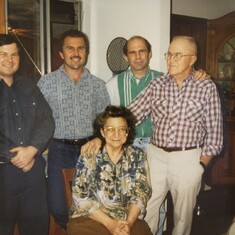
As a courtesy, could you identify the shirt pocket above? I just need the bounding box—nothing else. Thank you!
[21,100,37,121]
[152,99,168,118]
[185,99,204,122]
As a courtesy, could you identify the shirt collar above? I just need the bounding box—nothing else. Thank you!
[165,69,195,84]
[59,65,89,80]
[128,67,151,82]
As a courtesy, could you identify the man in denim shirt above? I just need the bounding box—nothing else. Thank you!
[0,34,55,235]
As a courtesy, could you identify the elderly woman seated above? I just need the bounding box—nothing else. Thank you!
[67,105,152,235]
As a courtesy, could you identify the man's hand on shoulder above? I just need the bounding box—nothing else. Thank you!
[194,69,210,81]
[81,137,102,157]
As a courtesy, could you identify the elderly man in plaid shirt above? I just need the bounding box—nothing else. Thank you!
[128,36,223,235]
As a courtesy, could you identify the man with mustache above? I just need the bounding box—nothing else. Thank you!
[38,29,110,231]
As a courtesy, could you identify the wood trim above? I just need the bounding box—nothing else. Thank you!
[0,0,6,33]
[170,14,208,71]
[208,11,235,27]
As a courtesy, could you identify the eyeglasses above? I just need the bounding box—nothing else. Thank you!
[164,52,194,61]
[103,127,129,136]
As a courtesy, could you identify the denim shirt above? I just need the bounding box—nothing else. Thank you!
[0,77,55,158]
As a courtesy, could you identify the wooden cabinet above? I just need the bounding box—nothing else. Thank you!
[171,14,208,70]
[209,117,235,184]
[206,12,235,185]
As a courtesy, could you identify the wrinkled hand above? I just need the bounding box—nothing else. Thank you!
[110,219,130,235]
[10,146,38,171]
[194,69,209,81]
[200,155,213,167]
[81,137,102,157]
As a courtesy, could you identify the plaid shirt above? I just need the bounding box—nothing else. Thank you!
[128,73,223,157]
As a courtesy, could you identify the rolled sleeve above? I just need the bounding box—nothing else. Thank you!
[202,85,223,156]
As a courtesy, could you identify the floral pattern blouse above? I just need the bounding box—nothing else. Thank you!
[70,145,152,220]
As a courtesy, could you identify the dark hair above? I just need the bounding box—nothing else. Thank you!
[59,29,90,54]
[93,105,136,147]
[0,34,20,51]
[123,35,152,56]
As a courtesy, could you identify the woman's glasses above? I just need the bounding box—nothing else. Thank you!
[103,126,129,136]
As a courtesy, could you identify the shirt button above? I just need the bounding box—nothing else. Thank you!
[33,102,36,105]
[16,113,18,116]
[13,100,16,103]
[20,142,23,144]
[18,127,21,130]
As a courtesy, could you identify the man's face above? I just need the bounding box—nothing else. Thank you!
[0,43,20,80]
[166,38,197,80]
[59,36,87,71]
[124,38,152,75]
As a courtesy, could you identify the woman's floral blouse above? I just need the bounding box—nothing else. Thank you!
[70,145,152,220]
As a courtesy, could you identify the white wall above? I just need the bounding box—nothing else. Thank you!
[81,0,171,81]
[172,0,235,19]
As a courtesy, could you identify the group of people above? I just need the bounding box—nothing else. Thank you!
[0,28,223,235]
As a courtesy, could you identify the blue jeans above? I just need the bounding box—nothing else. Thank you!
[0,156,49,235]
[47,140,81,230]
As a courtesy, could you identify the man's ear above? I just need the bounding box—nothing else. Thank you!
[123,54,128,63]
[190,55,197,66]
[59,51,64,60]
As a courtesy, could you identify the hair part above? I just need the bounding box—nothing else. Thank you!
[59,29,90,54]
[93,105,137,148]
[123,35,152,56]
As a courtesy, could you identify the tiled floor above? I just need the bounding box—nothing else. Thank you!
[164,185,235,235]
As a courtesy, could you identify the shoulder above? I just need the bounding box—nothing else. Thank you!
[106,75,118,87]
[107,70,129,84]
[15,76,35,85]
[84,68,106,84]
[15,77,37,91]
[15,77,44,99]
[150,69,164,77]
[41,69,60,80]
[148,74,166,88]
[194,77,218,90]
[38,69,60,87]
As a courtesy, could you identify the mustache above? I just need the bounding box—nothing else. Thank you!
[71,56,81,60]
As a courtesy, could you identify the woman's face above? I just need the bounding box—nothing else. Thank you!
[101,117,128,149]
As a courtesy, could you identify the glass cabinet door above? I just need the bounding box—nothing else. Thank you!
[6,0,81,80]
[7,0,43,81]
[216,35,235,116]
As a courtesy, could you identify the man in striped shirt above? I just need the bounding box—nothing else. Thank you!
[128,36,223,235]
[106,35,166,235]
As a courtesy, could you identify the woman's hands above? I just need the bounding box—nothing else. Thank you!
[89,208,131,235]
[108,219,130,235]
